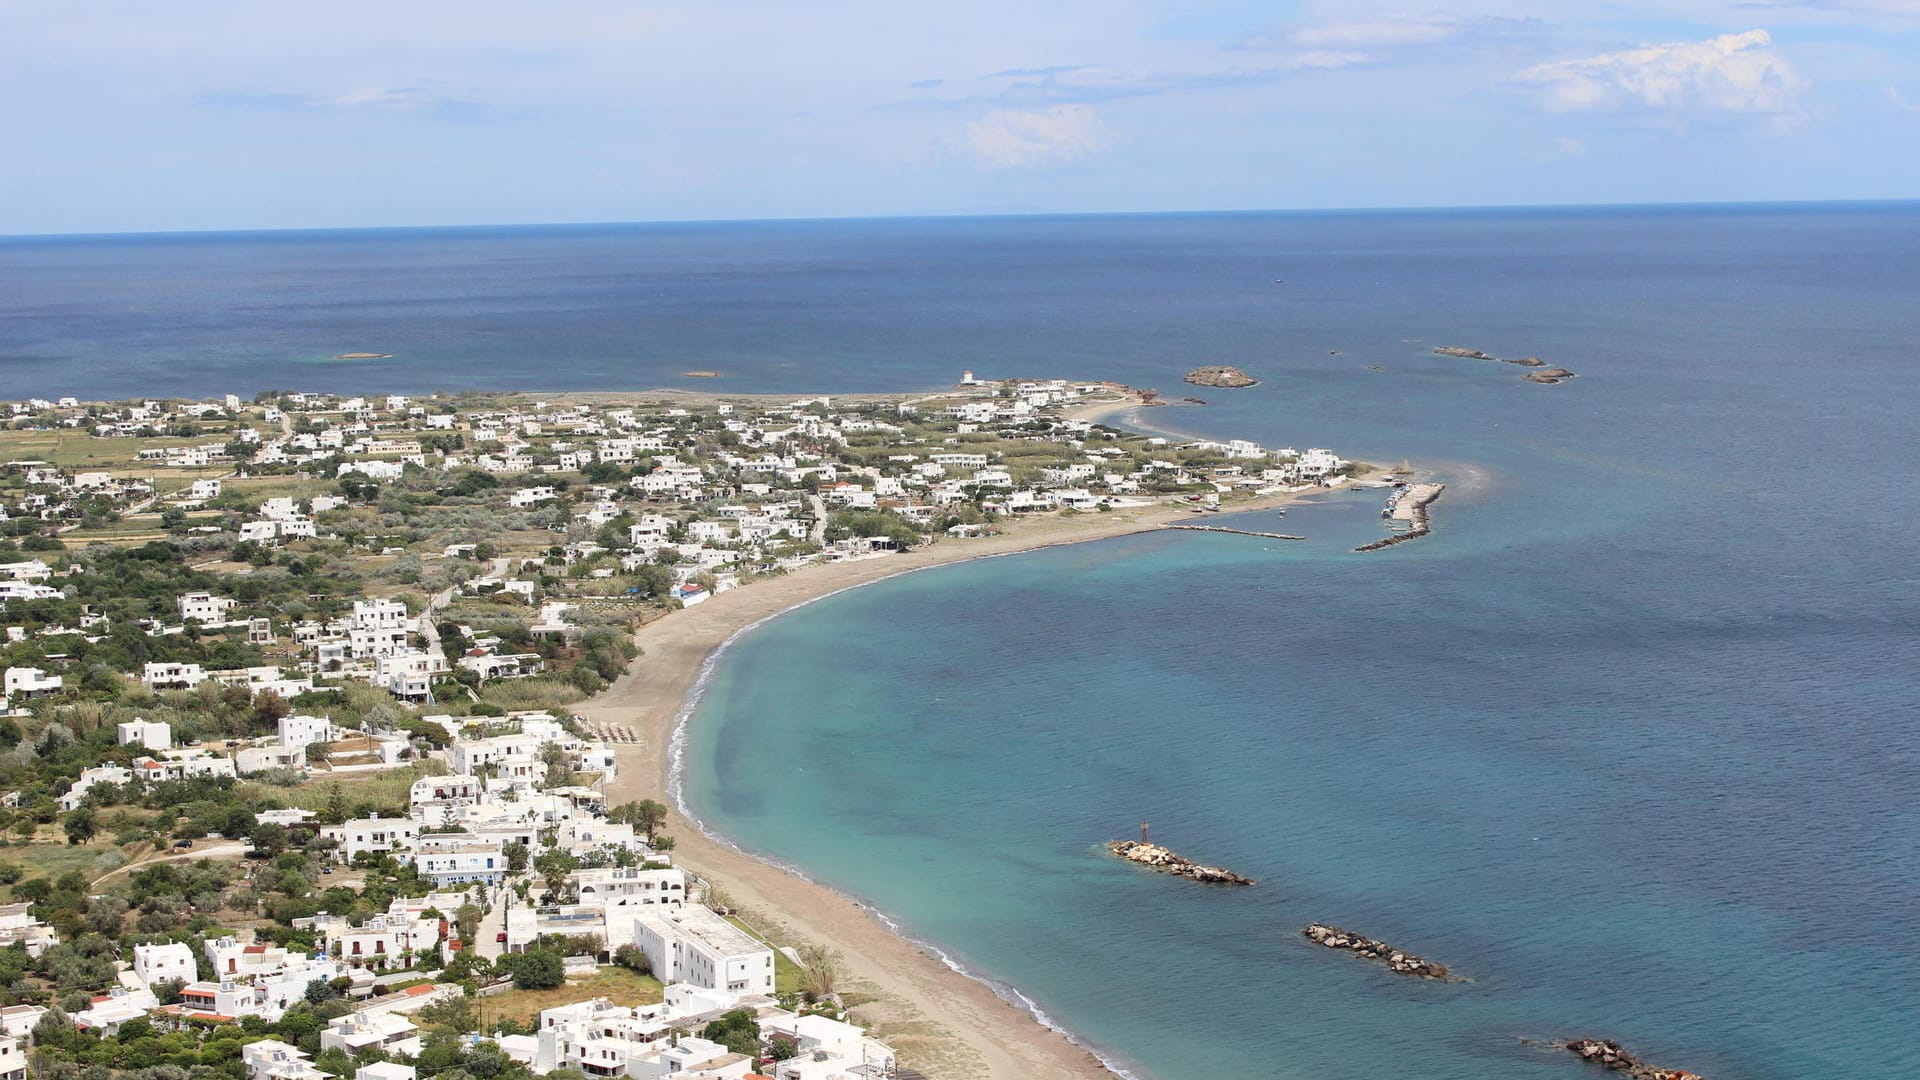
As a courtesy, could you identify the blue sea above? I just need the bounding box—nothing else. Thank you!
[6,205,1918,1079]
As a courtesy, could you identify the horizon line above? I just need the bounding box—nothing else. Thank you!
[3,196,1917,243]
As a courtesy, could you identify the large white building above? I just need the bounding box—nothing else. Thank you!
[631,905,775,997]
[571,866,687,911]
[408,839,509,888]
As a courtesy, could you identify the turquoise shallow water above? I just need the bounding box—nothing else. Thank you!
[673,208,1920,1078]
[6,204,1917,1078]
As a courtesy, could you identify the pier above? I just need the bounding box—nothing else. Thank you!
[1355,483,1444,552]
[1163,524,1306,541]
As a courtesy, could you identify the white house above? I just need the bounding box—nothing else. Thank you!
[243,1041,329,1080]
[0,1033,24,1080]
[1,667,62,698]
[59,765,134,811]
[178,591,236,624]
[142,661,207,690]
[0,904,57,957]
[321,1011,422,1058]
[132,941,198,991]
[377,649,448,703]
[117,718,173,751]
[279,713,342,757]
[321,816,421,862]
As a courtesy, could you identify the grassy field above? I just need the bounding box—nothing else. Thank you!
[0,429,236,470]
[479,966,664,1026]
[727,915,803,995]
[0,840,128,887]
[242,762,446,816]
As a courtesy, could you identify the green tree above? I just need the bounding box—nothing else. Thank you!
[699,1009,760,1057]
[62,807,97,846]
[612,944,651,975]
[418,993,477,1032]
[322,781,348,824]
[250,822,291,857]
[504,949,564,990]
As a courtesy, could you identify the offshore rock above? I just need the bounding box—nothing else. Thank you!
[1302,924,1456,980]
[1183,365,1258,388]
[1563,1038,1706,1080]
[1106,840,1254,885]
[1433,346,1493,359]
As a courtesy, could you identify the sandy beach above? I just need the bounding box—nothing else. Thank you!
[583,480,1333,1080]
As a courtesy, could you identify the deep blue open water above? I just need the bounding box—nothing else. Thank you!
[6,205,1918,1078]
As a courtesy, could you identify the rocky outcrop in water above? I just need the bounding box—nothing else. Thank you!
[1433,346,1576,384]
[1184,366,1258,388]
[1106,840,1254,885]
[1302,924,1456,979]
[1563,1039,1705,1079]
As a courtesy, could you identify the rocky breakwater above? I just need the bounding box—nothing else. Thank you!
[1302,924,1457,979]
[1184,365,1258,388]
[1106,840,1254,885]
[1563,1039,1705,1079]
[1354,483,1444,552]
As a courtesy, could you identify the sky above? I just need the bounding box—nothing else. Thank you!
[1,0,1916,234]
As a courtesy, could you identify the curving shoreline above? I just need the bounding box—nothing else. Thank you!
[582,493,1331,1079]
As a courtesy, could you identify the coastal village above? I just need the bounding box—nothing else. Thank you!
[0,377,1366,1080]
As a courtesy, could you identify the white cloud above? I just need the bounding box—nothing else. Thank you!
[1515,29,1805,116]
[1290,51,1374,70]
[314,87,440,110]
[1291,18,1464,48]
[1556,136,1586,154]
[1887,85,1920,111]
[964,104,1107,168]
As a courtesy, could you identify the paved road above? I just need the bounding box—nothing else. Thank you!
[475,883,510,959]
[421,556,510,652]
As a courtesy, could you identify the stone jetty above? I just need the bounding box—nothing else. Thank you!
[1302,924,1456,979]
[1355,483,1444,552]
[1563,1039,1705,1079]
[1163,524,1306,541]
[1106,840,1254,885]
[1184,365,1258,388]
